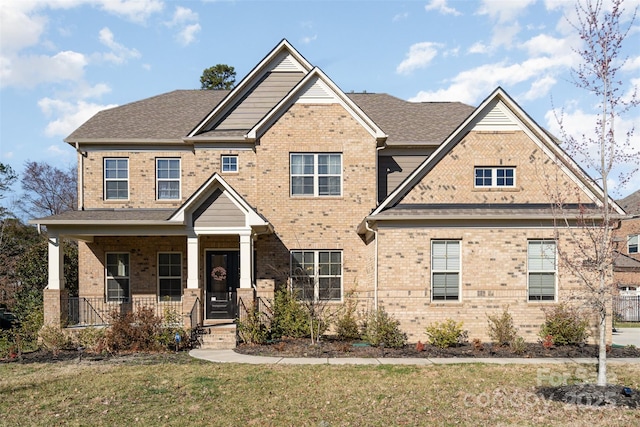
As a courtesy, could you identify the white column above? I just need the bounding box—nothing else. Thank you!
[187,236,199,289]
[239,231,252,289]
[48,236,64,290]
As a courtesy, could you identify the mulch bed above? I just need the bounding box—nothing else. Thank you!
[235,337,640,359]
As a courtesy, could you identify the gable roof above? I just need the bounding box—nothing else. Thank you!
[370,87,626,218]
[619,190,640,215]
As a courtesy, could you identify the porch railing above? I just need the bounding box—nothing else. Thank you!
[237,296,272,327]
[613,295,640,322]
[66,297,183,327]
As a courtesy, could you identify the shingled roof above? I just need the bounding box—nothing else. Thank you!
[619,190,640,215]
[64,89,474,146]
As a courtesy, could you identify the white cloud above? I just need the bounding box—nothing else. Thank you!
[396,42,442,75]
[0,50,87,89]
[425,0,461,16]
[621,55,640,72]
[166,6,198,26]
[97,0,164,24]
[521,34,571,57]
[477,0,536,24]
[0,3,47,53]
[468,42,489,54]
[392,12,409,22]
[522,75,557,101]
[98,27,141,63]
[176,23,201,46]
[490,23,521,49]
[38,97,118,137]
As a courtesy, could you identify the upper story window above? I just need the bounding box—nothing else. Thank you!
[291,250,342,301]
[221,155,238,173]
[475,167,515,188]
[431,240,460,301]
[291,153,342,197]
[629,235,639,254]
[528,240,556,301]
[156,158,180,200]
[104,158,128,200]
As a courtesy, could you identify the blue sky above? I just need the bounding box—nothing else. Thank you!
[1,0,639,209]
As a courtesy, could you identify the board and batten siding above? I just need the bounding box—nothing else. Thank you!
[192,189,245,227]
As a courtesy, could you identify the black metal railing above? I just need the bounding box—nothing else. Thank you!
[65,297,183,327]
[613,295,640,322]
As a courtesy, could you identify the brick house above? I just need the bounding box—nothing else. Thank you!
[33,40,626,345]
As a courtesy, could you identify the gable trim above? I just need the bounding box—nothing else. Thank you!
[371,87,625,216]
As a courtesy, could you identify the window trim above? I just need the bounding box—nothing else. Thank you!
[104,158,129,200]
[629,235,639,254]
[290,153,343,197]
[527,240,557,302]
[290,250,343,301]
[474,166,516,188]
[105,252,130,302]
[221,155,238,173]
[157,252,182,302]
[156,158,181,200]
[431,240,461,302]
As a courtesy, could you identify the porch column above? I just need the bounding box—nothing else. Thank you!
[48,235,64,290]
[187,236,199,289]
[239,231,252,288]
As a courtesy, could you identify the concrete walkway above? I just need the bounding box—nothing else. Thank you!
[189,349,639,365]
[613,327,640,347]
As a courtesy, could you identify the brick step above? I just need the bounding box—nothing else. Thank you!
[199,324,237,349]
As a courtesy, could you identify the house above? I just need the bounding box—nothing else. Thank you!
[613,190,640,321]
[33,40,625,347]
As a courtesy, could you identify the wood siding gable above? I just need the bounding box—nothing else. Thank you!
[192,188,245,227]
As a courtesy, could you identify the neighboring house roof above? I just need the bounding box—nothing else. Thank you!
[619,189,640,215]
[614,250,640,271]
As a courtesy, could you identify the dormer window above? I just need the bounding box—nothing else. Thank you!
[475,167,515,188]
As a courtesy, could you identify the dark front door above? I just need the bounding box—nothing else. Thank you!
[205,250,239,319]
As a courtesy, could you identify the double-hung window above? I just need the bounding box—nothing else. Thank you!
[629,235,639,254]
[431,240,460,301]
[106,253,129,302]
[104,158,129,200]
[156,158,180,200]
[291,250,342,301]
[290,153,342,196]
[158,253,182,301]
[474,167,515,188]
[528,240,556,301]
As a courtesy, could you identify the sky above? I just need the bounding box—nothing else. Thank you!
[1,0,639,211]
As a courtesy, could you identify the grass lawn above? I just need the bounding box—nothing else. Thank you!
[616,322,640,328]
[1,354,639,426]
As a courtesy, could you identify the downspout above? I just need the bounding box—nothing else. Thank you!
[74,142,85,210]
[365,219,378,311]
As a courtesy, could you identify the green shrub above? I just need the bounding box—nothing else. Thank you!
[237,305,269,344]
[270,288,309,339]
[425,319,468,349]
[487,306,518,346]
[77,327,107,352]
[39,325,73,353]
[510,336,526,355]
[362,307,407,349]
[539,303,590,346]
[334,296,361,341]
[0,329,15,358]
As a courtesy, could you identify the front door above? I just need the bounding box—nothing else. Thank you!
[205,250,239,319]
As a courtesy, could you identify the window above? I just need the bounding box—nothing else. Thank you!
[156,158,180,200]
[158,253,182,301]
[291,250,342,301]
[106,253,129,302]
[431,240,460,301]
[104,158,128,200]
[221,155,238,173]
[290,153,342,196]
[629,235,639,254]
[474,167,515,188]
[528,241,556,301]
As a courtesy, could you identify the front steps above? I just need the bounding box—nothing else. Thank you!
[198,322,237,349]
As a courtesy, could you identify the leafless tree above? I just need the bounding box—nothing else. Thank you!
[552,0,638,386]
[19,161,77,218]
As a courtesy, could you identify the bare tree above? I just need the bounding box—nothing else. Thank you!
[19,161,77,218]
[552,0,638,387]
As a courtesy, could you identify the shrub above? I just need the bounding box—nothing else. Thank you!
[105,307,163,352]
[237,305,269,344]
[334,295,361,341]
[362,307,407,349]
[539,303,590,346]
[487,306,518,346]
[77,327,107,352]
[425,319,468,349]
[270,288,309,339]
[510,336,526,355]
[39,325,73,354]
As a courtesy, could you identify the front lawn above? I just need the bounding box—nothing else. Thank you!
[1,353,639,426]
